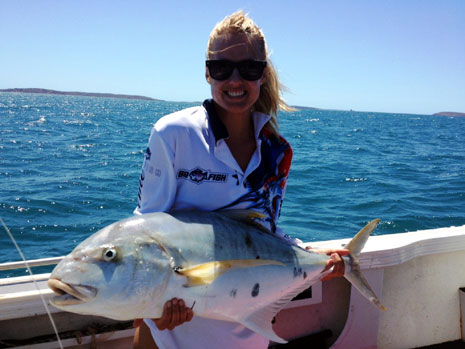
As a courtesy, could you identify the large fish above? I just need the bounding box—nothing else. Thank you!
[48,210,384,343]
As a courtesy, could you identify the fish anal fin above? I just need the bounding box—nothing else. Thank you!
[242,309,287,343]
[177,259,285,287]
[241,280,314,343]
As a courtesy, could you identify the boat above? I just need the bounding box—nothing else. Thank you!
[1,224,465,348]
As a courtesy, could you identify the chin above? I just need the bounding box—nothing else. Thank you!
[215,98,258,116]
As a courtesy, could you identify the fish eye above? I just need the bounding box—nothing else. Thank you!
[103,248,117,261]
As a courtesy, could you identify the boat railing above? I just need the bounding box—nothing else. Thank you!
[0,256,64,271]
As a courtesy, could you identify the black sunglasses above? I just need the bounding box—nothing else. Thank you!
[206,60,267,81]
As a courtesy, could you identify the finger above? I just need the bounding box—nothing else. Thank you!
[335,261,345,276]
[333,253,345,274]
[328,254,342,275]
[331,253,345,276]
[323,261,333,272]
[186,308,194,322]
[323,255,336,272]
[178,299,188,324]
[168,298,180,330]
[331,252,341,263]
[154,300,173,330]
[322,253,345,279]
[325,249,350,256]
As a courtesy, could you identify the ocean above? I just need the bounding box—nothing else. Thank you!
[1,93,465,277]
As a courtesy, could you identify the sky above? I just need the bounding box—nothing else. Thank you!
[1,0,464,115]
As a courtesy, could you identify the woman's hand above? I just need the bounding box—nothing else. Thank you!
[306,247,349,281]
[154,298,194,330]
[133,298,194,331]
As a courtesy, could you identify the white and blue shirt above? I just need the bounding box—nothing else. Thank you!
[134,99,294,349]
[135,99,293,234]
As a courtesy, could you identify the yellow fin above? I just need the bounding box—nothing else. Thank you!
[219,210,271,233]
[176,259,285,287]
[220,209,267,221]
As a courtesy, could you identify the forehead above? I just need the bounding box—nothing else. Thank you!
[209,33,262,60]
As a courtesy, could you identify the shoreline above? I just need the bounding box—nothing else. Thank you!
[2,88,464,117]
[0,88,161,102]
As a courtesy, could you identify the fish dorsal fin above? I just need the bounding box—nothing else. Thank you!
[219,209,267,222]
[176,259,285,287]
[240,281,313,344]
[218,210,271,233]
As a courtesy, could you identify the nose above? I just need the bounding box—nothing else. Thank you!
[72,249,89,262]
[228,67,242,82]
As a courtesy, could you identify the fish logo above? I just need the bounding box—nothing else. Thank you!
[189,168,207,183]
[177,168,228,184]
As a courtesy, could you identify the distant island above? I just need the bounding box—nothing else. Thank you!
[293,105,320,111]
[0,88,160,101]
[433,111,465,117]
[2,89,463,117]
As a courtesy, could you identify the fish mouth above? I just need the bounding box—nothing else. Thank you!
[48,278,98,306]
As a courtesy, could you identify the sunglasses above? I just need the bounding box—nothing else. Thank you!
[206,60,267,81]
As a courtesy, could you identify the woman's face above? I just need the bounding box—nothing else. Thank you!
[206,33,265,117]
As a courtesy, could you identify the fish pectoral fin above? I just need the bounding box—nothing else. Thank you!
[240,281,314,343]
[176,259,285,287]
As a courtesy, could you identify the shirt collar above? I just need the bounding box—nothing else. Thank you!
[202,99,271,142]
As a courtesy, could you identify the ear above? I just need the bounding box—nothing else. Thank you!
[205,67,211,84]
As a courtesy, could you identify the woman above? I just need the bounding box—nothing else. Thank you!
[133,10,346,349]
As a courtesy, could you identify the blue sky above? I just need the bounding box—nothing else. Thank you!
[1,0,464,115]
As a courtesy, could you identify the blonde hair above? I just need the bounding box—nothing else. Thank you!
[207,10,293,135]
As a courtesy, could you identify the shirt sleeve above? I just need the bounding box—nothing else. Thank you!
[134,127,177,215]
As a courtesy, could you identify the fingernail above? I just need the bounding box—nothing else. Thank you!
[172,299,177,305]
[180,300,185,306]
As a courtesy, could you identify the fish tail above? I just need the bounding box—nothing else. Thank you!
[343,219,386,311]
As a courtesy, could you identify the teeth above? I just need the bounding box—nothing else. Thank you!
[227,91,245,97]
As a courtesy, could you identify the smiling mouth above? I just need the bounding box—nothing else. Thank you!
[48,278,97,306]
[225,90,246,98]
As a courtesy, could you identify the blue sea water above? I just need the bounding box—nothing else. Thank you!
[1,93,465,276]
